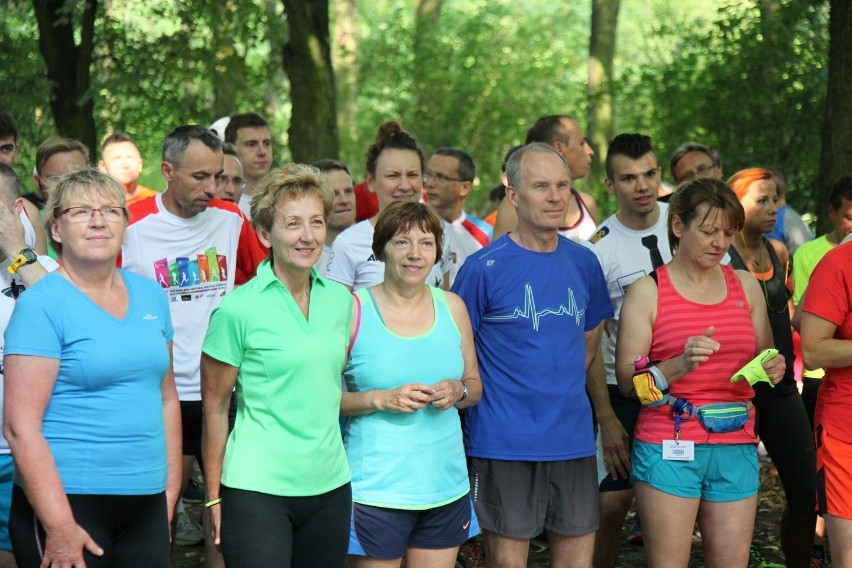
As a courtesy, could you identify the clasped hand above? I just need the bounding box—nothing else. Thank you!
[383,380,463,413]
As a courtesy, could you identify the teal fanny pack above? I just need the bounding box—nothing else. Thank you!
[694,402,751,434]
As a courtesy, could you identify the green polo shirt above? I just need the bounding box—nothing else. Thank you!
[203,259,352,496]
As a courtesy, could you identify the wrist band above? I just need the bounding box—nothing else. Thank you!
[632,365,670,407]
[205,498,222,508]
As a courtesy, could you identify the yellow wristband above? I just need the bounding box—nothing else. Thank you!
[204,498,222,508]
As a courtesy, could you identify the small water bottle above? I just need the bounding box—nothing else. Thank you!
[634,355,650,371]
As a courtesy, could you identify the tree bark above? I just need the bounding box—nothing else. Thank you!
[332,0,358,147]
[818,0,852,234]
[412,0,441,133]
[281,0,340,163]
[32,0,98,155]
[587,0,620,192]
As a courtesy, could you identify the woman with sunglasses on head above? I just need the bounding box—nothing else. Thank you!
[727,168,816,568]
[4,169,180,568]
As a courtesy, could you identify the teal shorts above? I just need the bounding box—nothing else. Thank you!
[630,441,759,502]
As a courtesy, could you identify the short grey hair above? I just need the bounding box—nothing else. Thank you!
[162,125,223,166]
[505,143,569,189]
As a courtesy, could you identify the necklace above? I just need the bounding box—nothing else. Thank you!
[738,234,787,314]
[739,233,768,272]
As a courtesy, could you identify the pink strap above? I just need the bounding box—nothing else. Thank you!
[348,292,361,357]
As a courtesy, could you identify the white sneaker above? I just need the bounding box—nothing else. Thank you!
[174,509,204,546]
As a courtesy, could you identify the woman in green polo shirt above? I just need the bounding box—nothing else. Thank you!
[200,163,353,567]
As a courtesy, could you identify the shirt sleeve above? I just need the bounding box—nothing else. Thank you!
[326,235,357,288]
[802,249,850,326]
[5,285,62,359]
[440,230,454,275]
[792,245,812,307]
[450,258,484,334]
[159,285,175,342]
[235,216,267,286]
[202,294,246,368]
[784,207,814,255]
[583,253,615,331]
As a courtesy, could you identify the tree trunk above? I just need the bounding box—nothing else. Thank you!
[32,0,98,156]
[411,0,441,133]
[587,0,620,192]
[818,0,852,234]
[281,0,340,163]
[332,0,358,148]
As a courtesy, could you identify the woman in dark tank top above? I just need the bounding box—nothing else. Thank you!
[728,167,817,568]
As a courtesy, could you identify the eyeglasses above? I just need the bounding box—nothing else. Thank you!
[423,172,466,184]
[216,175,246,189]
[679,163,717,182]
[0,144,15,155]
[57,206,126,223]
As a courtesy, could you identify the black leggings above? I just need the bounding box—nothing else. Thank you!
[754,387,817,515]
[9,485,169,568]
[221,483,351,568]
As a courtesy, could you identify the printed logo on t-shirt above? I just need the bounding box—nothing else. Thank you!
[153,246,229,301]
[485,283,585,331]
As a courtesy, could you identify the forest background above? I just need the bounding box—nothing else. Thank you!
[1,0,850,231]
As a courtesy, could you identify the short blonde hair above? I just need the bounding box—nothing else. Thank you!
[44,168,129,256]
[250,164,334,233]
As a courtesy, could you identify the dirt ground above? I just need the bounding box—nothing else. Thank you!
[171,463,797,567]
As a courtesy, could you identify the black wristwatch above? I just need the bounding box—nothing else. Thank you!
[7,248,37,275]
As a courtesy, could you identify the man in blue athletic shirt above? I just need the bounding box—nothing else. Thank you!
[452,143,614,568]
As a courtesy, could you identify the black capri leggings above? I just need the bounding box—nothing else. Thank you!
[9,485,169,568]
[221,482,351,568]
[754,386,817,515]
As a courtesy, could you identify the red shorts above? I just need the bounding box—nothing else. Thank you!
[816,424,852,519]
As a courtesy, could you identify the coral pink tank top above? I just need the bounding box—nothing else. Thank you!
[634,265,758,445]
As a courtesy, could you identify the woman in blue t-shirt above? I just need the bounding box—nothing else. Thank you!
[4,169,179,568]
[341,201,482,568]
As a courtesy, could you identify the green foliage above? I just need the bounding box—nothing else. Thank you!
[1,0,831,224]
[0,0,286,191]
[616,0,829,223]
[343,0,592,216]
[0,1,58,185]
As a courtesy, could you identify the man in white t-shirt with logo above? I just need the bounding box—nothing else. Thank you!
[424,148,491,286]
[582,133,672,568]
[121,125,266,555]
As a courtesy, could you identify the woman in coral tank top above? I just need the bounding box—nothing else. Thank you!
[615,177,785,568]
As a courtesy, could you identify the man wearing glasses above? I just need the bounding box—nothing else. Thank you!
[215,143,246,203]
[424,148,492,286]
[669,141,723,185]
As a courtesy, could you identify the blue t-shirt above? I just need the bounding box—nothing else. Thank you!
[451,234,613,460]
[5,270,174,495]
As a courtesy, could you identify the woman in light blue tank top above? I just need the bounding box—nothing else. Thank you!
[342,202,482,568]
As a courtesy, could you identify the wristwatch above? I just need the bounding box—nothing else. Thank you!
[459,381,469,401]
[7,248,37,275]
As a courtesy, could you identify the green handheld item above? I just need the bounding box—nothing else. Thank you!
[730,348,779,387]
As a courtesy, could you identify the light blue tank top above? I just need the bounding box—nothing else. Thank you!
[344,286,469,509]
